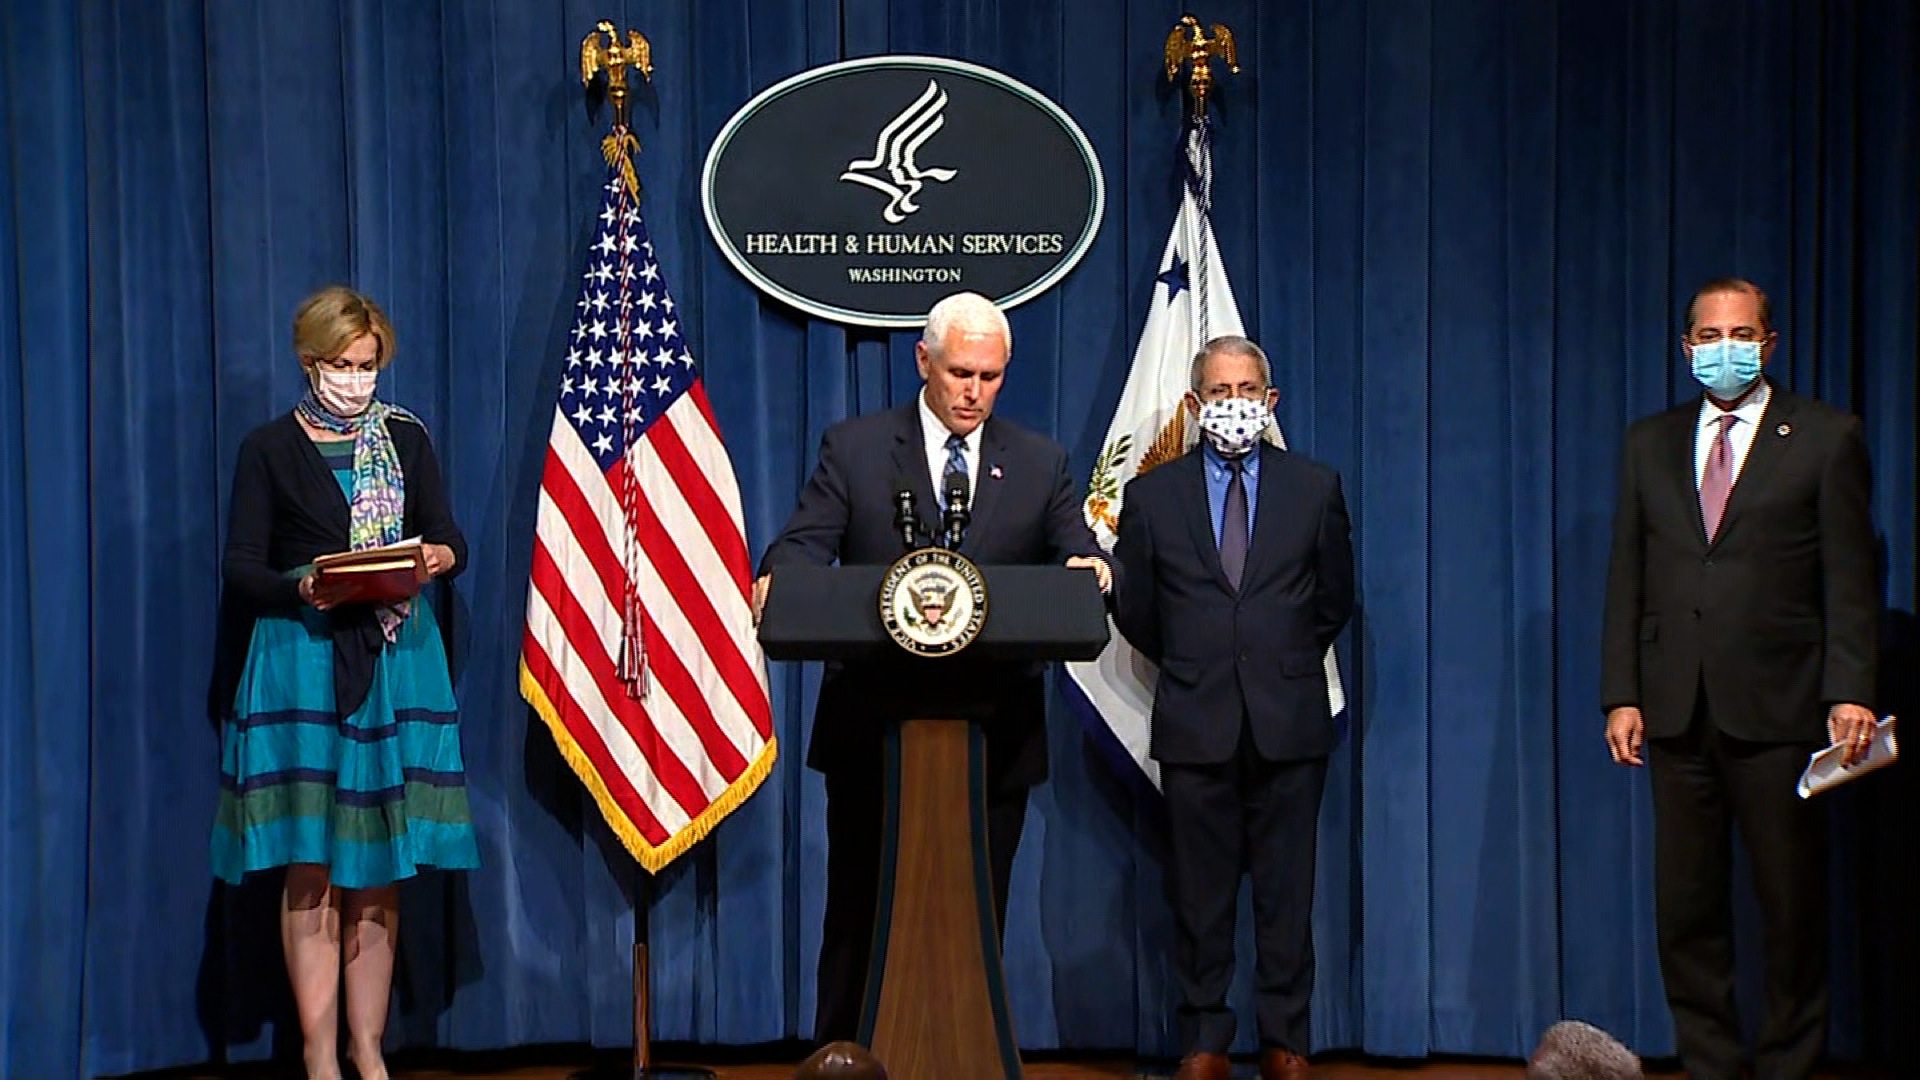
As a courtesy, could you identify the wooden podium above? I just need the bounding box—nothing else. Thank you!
[758,562,1108,1080]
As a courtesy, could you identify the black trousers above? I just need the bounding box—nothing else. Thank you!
[1648,694,1828,1080]
[812,764,1030,1046]
[1161,726,1328,1056]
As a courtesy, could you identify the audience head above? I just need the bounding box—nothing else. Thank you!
[793,1040,887,1080]
[1526,1020,1642,1080]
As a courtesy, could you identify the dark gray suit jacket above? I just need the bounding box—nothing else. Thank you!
[1600,384,1878,741]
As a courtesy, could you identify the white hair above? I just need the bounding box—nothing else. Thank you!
[922,292,1011,355]
[1526,1021,1642,1080]
[1190,335,1272,394]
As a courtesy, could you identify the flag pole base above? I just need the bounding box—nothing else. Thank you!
[567,1065,716,1080]
[622,942,718,1080]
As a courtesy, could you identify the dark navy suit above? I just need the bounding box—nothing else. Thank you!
[1113,440,1353,1056]
[759,400,1103,1044]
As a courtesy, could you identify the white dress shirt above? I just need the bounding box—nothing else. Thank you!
[918,389,979,507]
[1694,378,1772,490]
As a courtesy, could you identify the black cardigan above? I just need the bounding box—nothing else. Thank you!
[222,410,467,719]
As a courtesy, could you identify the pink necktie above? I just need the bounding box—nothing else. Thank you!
[1700,414,1737,540]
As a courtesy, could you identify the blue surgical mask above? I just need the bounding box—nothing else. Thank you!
[1689,339,1763,399]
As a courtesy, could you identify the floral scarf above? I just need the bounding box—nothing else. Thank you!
[296,390,413,640]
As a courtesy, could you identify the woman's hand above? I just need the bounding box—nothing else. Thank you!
[299,572,351,611]
[423,543,457,577]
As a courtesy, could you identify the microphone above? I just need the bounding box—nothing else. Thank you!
[892,476,920,551]
[941,468,971,550]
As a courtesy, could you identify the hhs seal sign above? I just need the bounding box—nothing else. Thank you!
[702,56,1106,327]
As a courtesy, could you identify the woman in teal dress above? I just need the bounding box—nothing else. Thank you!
[212,286,478,1080]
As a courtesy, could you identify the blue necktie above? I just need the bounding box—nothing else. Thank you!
[943,433,968,494]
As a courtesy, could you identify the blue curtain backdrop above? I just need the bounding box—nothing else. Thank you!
[4,1,1918,1077]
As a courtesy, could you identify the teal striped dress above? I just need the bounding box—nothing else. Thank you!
[211,438,480,888]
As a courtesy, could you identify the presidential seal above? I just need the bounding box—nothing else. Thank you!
[878,547,988,656]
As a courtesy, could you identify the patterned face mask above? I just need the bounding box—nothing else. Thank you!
[1195,396,1270,457]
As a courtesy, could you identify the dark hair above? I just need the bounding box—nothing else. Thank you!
[1687,277,1772,334]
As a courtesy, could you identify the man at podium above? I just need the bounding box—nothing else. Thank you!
[754,291,1111,1047]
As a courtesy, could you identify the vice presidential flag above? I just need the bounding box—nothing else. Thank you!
[521,139,774,870]
[1063,118,1344,789]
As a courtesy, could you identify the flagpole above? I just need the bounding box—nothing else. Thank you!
[628,873,713,1080]
[577,23,715,1080]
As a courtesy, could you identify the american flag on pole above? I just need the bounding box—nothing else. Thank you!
[1063,116,1344,789]
[521,137,774,871]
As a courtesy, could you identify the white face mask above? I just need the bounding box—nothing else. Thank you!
[1195,396,1270,457]
[312,368,378,417]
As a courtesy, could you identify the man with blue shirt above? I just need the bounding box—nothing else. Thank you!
[1113,336,1354,1080]
[1601,278,1879,1080]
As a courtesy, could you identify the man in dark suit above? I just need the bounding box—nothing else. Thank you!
[755,291,1111,1046]
[1600,278,1880,1080]
[1112,336,1354,1080]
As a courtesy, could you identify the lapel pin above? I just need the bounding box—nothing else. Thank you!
[990,465,1003,479]
[1776,422,1792,437]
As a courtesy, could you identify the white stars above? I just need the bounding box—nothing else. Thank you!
[635,291,658,313]
[652,373,674,396]
[592,432,614,455]
[572,402,594,426]
[640,262,660,284]
[658,317,677,340]
[588,319,608,341]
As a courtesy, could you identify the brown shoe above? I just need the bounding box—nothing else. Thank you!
[1173,1050,1232,1080]
[1259,1047,1309,1080]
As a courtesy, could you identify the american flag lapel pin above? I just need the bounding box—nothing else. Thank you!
[990,464,1003,479]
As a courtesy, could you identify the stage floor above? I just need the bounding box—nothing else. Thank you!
[115,1045,1902,1080]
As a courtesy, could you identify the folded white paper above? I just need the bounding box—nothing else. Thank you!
[1797,717,1898,798]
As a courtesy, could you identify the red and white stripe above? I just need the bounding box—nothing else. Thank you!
[523,385,773,866]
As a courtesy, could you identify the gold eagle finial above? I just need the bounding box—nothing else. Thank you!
[580,20,653,130]
[581,20,654,195]
[1164,14,1239,118]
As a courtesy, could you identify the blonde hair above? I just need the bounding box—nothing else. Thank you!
[293,286,396,370]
